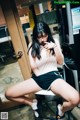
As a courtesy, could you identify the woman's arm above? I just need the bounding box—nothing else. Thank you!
[54,45,64,65]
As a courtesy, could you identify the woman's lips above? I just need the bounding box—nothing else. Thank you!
[41,41,46,46]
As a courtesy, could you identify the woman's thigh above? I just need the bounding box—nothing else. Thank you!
[50,79,79,101]
[6,78,42,97]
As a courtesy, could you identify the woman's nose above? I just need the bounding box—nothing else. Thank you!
[41,38,44,41]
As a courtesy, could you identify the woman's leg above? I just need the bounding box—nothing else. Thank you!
[5,78,42,106]
[50,79,79,114]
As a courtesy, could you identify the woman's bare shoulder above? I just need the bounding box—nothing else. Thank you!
[28,42,32,49]
[28,42,32,52]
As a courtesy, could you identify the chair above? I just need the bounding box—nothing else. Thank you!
[35,90,62,120]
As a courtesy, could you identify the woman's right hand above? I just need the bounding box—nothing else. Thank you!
[44,42,57,50]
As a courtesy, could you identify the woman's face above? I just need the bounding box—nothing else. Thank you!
[37,33,48,45]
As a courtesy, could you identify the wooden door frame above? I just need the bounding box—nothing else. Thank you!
[0,0,31,80]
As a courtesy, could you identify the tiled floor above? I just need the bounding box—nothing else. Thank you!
[0,59,24,96]
[0,59,80,120]
[2,101,79,120]
[7,105,35,120]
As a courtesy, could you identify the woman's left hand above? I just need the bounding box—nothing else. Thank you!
[44,42,56,50]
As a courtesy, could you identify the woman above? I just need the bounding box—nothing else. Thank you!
[5,22,79,119]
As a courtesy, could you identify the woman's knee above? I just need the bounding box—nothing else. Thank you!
[5,88,14,100]
[69,92,79,106]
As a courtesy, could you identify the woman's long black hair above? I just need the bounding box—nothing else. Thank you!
[28,21,55,59]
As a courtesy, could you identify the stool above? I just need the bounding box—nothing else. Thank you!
[35,90,72,120]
